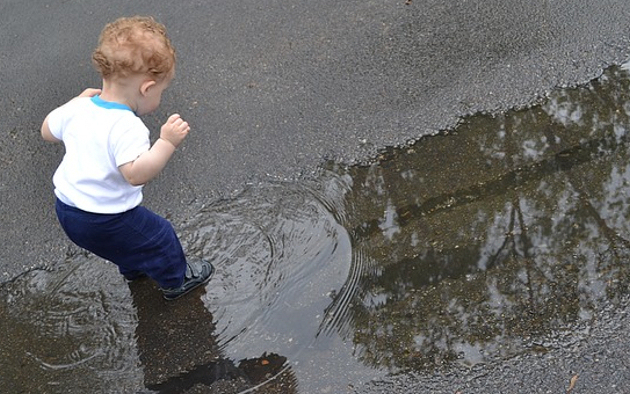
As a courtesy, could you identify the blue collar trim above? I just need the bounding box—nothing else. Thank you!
[90,95,134,112]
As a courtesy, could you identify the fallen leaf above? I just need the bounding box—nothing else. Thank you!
[567,374,578,393]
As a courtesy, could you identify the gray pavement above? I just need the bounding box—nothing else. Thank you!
[1,1,630,392]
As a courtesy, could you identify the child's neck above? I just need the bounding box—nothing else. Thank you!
[99,78,140,113]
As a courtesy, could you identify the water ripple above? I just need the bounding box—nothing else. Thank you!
[0,255,142,393]
[180,173,356,367]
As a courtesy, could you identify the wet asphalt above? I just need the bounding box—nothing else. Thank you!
[1,0,630,392]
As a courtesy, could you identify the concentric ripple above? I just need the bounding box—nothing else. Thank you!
[0,255,142,393]
[177,171,378,391]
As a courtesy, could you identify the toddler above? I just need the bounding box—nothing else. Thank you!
[41,16,213,300]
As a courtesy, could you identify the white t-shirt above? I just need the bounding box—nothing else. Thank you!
[47,95,150,214]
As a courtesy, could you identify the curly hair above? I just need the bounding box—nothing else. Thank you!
[92,16,176,81]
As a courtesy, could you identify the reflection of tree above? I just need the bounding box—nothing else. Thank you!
[331,64,630,371]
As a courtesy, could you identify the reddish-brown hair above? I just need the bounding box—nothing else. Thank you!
[92,16,176,81]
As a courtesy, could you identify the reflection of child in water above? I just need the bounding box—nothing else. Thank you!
[41,16,212,300]
[129,278,296,391]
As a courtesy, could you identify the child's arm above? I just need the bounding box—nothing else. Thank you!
[119,113,190,186]
[41,88,102,143]
[41,116,61,142]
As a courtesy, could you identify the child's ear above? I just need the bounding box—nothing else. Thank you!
[140,79,156,96]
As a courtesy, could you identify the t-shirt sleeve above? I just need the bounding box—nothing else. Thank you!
[111,119,151,167]
[46,103,69,141]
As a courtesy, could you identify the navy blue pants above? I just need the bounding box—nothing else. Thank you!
[55,198,186,289]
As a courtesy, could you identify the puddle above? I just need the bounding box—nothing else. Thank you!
[3,62,630,393]
[333,61,630,372]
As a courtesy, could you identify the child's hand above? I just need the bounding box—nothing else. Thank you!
[77,88,102,98]
[160,114,190,148]
[68,88,102,104]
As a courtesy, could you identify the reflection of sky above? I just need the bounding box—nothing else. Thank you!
[378,199,400,241]
[544,96,585,127]
[521,137,549,160]
[601,160,630,233]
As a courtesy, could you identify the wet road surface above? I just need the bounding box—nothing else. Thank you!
[4,61,630,393]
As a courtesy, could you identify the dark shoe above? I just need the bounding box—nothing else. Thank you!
[161,259,214,300]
